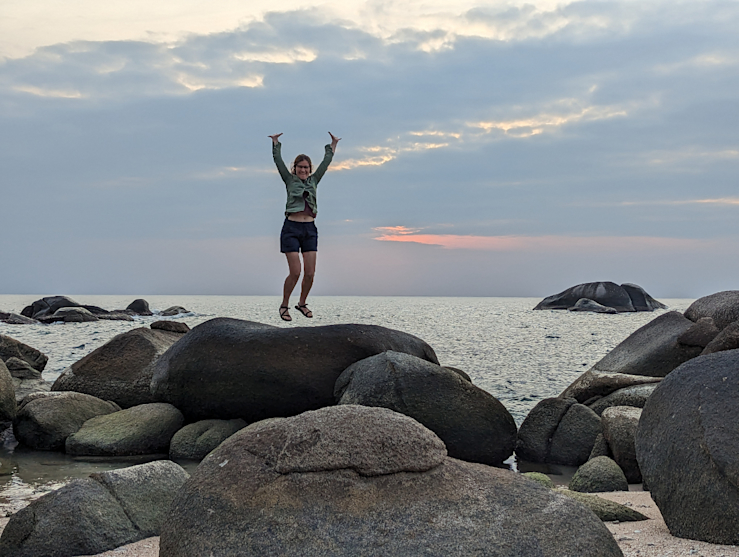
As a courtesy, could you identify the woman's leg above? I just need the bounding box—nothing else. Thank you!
[282,252,302,312]
[298,251,317,308]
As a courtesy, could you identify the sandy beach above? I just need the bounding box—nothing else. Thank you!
[3,490,738,557]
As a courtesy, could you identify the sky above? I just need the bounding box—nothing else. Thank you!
[1,0,738,298]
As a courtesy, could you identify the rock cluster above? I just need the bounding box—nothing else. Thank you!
[534,281,666,313]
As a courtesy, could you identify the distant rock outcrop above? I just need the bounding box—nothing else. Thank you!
[534,282,666,313]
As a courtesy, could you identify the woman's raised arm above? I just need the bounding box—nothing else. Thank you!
[269,133,291,183]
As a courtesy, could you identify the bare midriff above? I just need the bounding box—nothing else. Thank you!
[287,195,316,222]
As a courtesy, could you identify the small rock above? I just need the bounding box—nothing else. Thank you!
[151,321,190,334]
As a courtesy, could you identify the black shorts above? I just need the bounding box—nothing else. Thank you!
[280,218,318,253]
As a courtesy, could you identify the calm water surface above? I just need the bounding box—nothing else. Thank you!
[0,294,693,513]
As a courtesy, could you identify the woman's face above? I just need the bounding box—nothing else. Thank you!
[295,160,310,180]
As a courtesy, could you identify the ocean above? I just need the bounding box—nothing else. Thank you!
[0,294,693,511]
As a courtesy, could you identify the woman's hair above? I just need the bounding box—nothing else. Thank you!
[291,154,313,175]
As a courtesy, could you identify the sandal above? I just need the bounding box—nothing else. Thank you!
[295,303,313,318]
[279,306,292,322]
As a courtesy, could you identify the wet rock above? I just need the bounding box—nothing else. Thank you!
[588,384,658,416]
[570,456,629,493]
[0,460,188,557]
[702,321,739,355]
[0,360,16,423]
[677,317,720,347]
[568,298,618,314]
[636,349,739,544]
[684,290,739,330]
[0,335,47,372]
[65,402,184,457]
[13,391,120,451]
[558,490,648,522]
[159,405,623,557]
[52,327,184,408]
[151,321,190,334]
[560,369,662,403]
[335,351,516,467]
[151,318,439,422]
[169,418,246,460]
[126,299,153,316]
[160,306,188,316]
[602,406,642,483]
[548,403,602,466]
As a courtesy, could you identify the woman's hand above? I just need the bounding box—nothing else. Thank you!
[269,133,283,145]
[329,131,341,152]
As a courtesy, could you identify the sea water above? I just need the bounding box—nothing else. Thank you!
[0,294,693,513]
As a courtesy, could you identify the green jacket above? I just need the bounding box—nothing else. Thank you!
[273,142,334,217]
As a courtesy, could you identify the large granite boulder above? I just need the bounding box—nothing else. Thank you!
[684,290,739,330]
[0,335,47,371]
[586,311,703,377]
[588,383,658,416]
[569,456,629,493]
[602,406,642,483]
[534,282,664,312]
[126,299,153,316]
[53,327,185,408]
[560,369,661,403]
[151,318,439,422]
[335,351,516,467]
[676,317,720,348]
[13,391,120,451]
[702,320,739,355]
[516,397,601,466]
[65,402,184,456]
[0,460,188,557]
[0,360,16,423]
[169,418,246,460]
[160,405,623,557]
[20,295,81,319]
[635,349,739,544]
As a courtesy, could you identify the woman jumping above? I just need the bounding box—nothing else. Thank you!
[269,132,341,321]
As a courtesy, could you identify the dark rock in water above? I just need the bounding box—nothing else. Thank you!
[702,320,739,355]
[151,320,190,334]
[602,406,641,483]
[335,351,516,467]
[96,312,135,321]
[13,391,120,451]
[535,282,664,312]
[684,290,739,330]
[1,313,38,325]
[170,418,247,460]
[570,456,628,493]
[65,402,184,456]
[52,327,184,408]
[0,360,16,423]
[588,433,613,460]
[677,317,720,347]
[568,298,618,314]
[516,397,575,463]
[0,334,48,371]
[560,369,662,403]
[151,318,439,422]
[21,295,81,319]
[5,357,42,380]
[621,283,667,311]
[558,490,647,522]
[51,307,99,323]
[126,299,153,316]
[160,306,188,316]
[548,403,602,466]
[588,384,658,416]
[587,311,702,377]
[636,349,739,544]
[0,460,188,557]
[159,405,623,557]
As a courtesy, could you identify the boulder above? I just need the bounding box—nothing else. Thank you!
[534,282,636,311]
[677,317,720,348]
[586,311,702,377]
[151,321,190,334]
[569,456,629,493]
[51,307,99,323]
[52,327,184,408]
[169,418,246,460]
[151,318,439,422]
[684,290,739,330]
[522,471,555,488]
[13,391,120,451]
[1,313,38,325]
[588,433,613,460]
[588,384,658,416]
[159,405,623,557]
[516,397,575,463]
[702,321,739,355]
[335,351,516,467]
[20,295,81,319]
[0,335,47,371]
[621,283,667,311]
[548,403,602,466]
[160,306,188,316]
[65,402,184,456]
[635,349,739,544]
[0,460,188,557]
[558,490,648,522]
[126,299,152,316]
[0,360,16,423]
[560,369,662,403]
[4,357,42,380]
[602,406,642,483]
[11,377,51,403]
[568,298,618,313]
